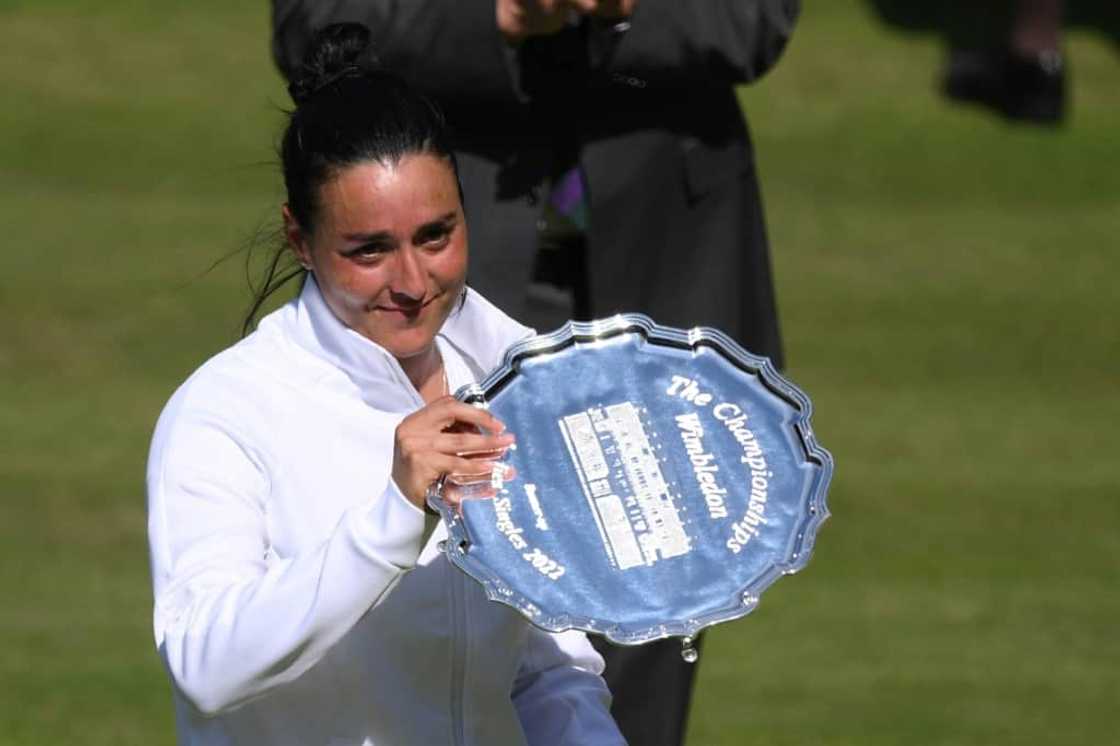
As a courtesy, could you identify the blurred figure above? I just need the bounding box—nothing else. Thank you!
[272,3,797,745]
[869,0,1120,125]
[943,0,1067,125]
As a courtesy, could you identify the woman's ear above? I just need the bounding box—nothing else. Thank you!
[282,204,313,271]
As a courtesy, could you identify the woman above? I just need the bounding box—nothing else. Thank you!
[146,23,623,745]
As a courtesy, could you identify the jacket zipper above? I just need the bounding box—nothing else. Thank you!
[448,562,468,746]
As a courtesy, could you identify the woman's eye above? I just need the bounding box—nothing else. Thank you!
[349,243,390,260]
[417,225,452,247]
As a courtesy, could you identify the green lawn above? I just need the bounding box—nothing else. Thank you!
[2,2,1117,744]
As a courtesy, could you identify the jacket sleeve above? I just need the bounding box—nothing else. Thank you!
[512,628,625,745]
[146,387,436,716]
[595,0,800,88]
[271,0,520,105]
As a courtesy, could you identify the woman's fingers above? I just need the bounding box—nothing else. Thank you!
[444,402,507,435]
[434,430,515,457]
[442,462,519,511]
[426,455,513,503]
[392,398,517,509]
[408,396,507,435]
[447,461,518,486]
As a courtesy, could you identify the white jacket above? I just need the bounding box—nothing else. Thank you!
[146,278,624,745]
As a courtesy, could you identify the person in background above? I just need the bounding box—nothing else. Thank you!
[272,3,797,744]
[146,23,623,745]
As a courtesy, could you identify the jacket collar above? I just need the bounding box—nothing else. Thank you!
[280,276,532,412]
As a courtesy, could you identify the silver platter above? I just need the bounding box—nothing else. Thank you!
[431,314,832,649]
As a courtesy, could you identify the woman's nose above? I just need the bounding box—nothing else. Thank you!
[389,247,427,301]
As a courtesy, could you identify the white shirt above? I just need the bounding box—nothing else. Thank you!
[146,278,624,745]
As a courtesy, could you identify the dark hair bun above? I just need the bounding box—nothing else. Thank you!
[288,22,379,106]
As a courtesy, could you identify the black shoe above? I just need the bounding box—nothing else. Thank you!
[943,46,1066,125]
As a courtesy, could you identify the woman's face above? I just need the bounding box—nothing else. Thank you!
[287,154,468,362]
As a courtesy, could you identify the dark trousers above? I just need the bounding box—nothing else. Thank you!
[591,635,703,746]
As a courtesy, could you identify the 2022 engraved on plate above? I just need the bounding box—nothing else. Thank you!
[432,315,832,652]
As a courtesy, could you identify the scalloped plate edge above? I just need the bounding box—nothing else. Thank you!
[433,314,833,646]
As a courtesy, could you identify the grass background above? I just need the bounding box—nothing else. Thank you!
[1,1,1117,743]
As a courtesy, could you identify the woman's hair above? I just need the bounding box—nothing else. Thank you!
[243,22,458,335]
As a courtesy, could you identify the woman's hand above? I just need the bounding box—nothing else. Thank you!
[391,396,515,511]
